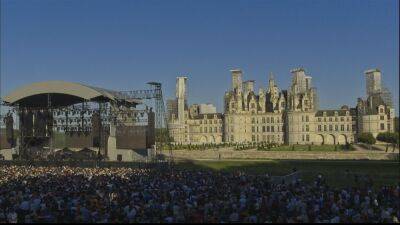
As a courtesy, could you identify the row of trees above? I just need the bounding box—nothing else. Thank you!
[235,142,280,151]
[156,141,283,151]
[357,132,399,145]
[156,142,239,151]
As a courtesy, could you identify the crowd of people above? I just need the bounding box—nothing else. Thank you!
[0,165,398,223]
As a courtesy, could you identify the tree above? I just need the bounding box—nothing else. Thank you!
[377,132,399,144]
[357,133,376,145]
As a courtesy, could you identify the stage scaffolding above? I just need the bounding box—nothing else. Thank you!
[0,81,173,163]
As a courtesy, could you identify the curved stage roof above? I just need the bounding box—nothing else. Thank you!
[2,81,141,107]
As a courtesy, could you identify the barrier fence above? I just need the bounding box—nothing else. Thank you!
[0,160,171,169]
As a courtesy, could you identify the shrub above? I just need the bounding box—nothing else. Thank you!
[357,132,376,145]
[377,132,399,144]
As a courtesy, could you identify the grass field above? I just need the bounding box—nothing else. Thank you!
[175,159,399,188]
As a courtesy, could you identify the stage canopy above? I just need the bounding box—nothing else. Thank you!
[2,81,141,107]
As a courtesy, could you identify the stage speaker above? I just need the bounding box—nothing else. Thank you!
[4,114,14,147]
[91,111,101,147]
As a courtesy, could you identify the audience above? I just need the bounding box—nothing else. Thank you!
[0,165,398,223]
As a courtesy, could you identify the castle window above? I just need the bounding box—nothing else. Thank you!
[302,135,305,141]
[324,125,327,131]
[340,117,344,122]
[267,126,270,132]
[262,117,265,123]
[380,123,385,130]
[318,118,322,122]
[252,135,256,142]
[380,108,384,113]
[306,125,309,132]
[267,117,270,123]
[318,125,321,131]
[252,126,255,132]
[306,134,309,142]
[271,126,275,132]
[335,125,338,131]
[262,126,265,132]
[341,125,344,131]
[214,127,217,133]
[380,116,385,120]
[329,117,332,122]
[306,115,309,122]
[252,118,255,124]
[329,125,332,131]
[271,117,274,123]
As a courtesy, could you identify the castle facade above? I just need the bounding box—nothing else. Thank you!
[168,68,395,145]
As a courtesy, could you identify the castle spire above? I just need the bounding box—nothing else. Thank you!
[269,72,274,81]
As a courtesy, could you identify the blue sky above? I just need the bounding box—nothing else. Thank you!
[1,0,398,114]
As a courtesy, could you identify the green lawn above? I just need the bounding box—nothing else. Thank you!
[175,159,399,188]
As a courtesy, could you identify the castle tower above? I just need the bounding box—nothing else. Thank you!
[365,69,382,97]
[176,76,188,123]
[243,80,255,94]
[290,68,307,94]
[231,69,243,95]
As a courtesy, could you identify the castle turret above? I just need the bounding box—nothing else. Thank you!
[176,76,188,123]
[231,69,243,95]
